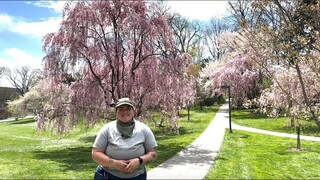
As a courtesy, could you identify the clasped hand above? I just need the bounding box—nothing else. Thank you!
[114,158,140,173]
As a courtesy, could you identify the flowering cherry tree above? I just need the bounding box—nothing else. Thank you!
[239,0,320,128]
[40,0,194,133]
[258,62,320,118]
[7,80,48,118]
[201,54,261,108]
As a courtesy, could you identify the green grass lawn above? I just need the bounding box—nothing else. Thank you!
[0,106,219,179]
[206,109,320,179]
[206,130,320,179]
[3,106,319,179]
[232,109,320,137]
[0,117,101,179]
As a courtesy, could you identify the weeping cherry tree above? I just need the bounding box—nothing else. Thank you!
[40,0,195,134]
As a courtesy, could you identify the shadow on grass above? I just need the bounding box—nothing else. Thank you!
[238,134,250,138]
[232,109,269,121]
[33,146,96,172]
[78,135,96,143]
[191,106,220,114]
[178,113,188,118]
[9,118,35,125]
[178,106,219,115]
[154,126,194,139]
[302,125,320,136]
[215,156,227,161]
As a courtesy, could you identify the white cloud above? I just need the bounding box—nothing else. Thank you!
[27,1,66,13]
[0,77,12,88]
[0,13,60,38]
[0,14,14,31]
[0,1,65,38]
[167,1,228,20]
[0,48,42,87]
[1,48,42,69]
[10,17,61,37]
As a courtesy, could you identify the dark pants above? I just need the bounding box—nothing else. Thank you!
[94,165,147,180]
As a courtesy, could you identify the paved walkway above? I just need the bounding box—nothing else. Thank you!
[232,123,320,142]
[147,103,229,179]
[0,117,17,122]
[0,115,34,123]
[147,102,320,179]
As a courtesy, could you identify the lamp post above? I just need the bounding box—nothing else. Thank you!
[220,85,232,133]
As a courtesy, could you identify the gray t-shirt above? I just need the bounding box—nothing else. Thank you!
[93,119,157,178]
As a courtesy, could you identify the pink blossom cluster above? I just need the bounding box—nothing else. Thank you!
[257,62,320,119]
[201,55,260,107]
[38,0,195,133]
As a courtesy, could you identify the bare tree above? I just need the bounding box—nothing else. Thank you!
[168,13,202,55]
[156,2,207,63]
[203,17,232,61]
[0,67,5,79]
[0,67,5,87]
[226,0,255,31]
[5,66,41,96]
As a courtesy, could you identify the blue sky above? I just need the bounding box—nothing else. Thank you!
[0,1,228,87]
[0,1,64,87]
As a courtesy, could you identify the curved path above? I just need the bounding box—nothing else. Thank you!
[147,102,320,179]
[232,122,320,142]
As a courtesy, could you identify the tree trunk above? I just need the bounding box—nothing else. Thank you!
[187,105,191,122]
[159,116,165,127]
[296,124,301,150]
[290,117,295,127]
[295,63,320,128]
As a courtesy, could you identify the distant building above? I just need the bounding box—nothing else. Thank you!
[0,87,19,119]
